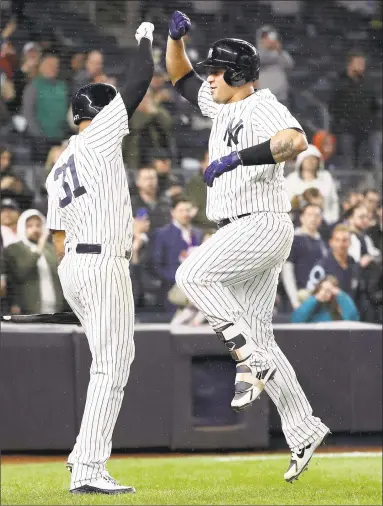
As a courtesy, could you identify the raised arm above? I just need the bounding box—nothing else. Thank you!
[166,11,193,84]
[120,23,155,119]
[166,11,204,107]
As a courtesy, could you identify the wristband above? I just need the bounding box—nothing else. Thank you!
[239,139,275,166]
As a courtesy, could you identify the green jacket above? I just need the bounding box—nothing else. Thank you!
[4,241,64,314]
[32,76,68,139]
[185,171,211,231]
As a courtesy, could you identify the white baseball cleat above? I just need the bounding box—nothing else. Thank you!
[284,429,330,483]
[70,474,135,495]
[231,354,277,412]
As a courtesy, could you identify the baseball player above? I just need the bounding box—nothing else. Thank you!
[166,12,329,482]
[45,22,155,495]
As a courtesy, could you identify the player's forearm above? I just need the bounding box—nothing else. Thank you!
[238,129,307,167]
[121,38,154,119]
[270,129,308,163]
[166,37,193,85]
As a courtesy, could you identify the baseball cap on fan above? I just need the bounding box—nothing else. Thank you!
[23,42,41,54]
[259,25,279,40]
[1,198,20,211]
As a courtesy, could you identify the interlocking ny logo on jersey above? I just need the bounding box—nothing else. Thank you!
[224,118,244,147]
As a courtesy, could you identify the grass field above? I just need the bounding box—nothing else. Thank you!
[1,453,382,505]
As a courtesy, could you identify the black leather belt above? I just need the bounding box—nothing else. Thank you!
[75,244,130,258]
[217,213,252,229]
[76,243,102,254]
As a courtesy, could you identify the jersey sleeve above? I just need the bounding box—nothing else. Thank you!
[252,99,304,138]
[82,92,129,157]
[46,191,65,231]
[197,80,220,119]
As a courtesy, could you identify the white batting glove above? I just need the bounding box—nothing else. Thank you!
[135,22,154,44]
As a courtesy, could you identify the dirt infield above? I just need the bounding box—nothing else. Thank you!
[2,447,382,465]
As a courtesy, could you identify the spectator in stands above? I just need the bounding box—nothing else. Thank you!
[291,275,359,323]
[290,187,331,242]
[185,149,211,231]
[44,141,68,174]
[257,25,294,106]
[0,147,33,211]
[150,148,181,199]
[130,210,160,308]
[0,93,11,128]
[307,224,359,299]
[363,189,381,224]
[366,204,382,252]
[347,203,380,263]
[0,39,17,80]
[150,65,175,112]
[285,144,339,224]
[0,70,15,112]
[7,42,41,114]
[329,49,379,169]
[130,167,171,233]
[122,89,173,169]
[72,50,104,92]
[282,204,327,309]
[22,53,68,157]
[312,130,337,170]
[3,209,64,315]
[363,257,383,324]
[340,190,364,217]
[1,197,20,247]
[152,196,202,312]
[64,50,86,90]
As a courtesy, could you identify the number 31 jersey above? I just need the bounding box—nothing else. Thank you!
[46,93,133,248]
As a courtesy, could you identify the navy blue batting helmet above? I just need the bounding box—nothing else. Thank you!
[196,38,260,87]
[72,83,117,126]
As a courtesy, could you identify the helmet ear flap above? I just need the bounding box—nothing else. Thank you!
[224,68,247,87]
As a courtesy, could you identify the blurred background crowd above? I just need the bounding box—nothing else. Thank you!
[0,0,382,324]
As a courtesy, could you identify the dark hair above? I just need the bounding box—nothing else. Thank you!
[0,146,13,171]
[299,203,322,218]
[313,275,342,320]
[347,48,365,64]
[346,202,368,220]
[171,195,191,209]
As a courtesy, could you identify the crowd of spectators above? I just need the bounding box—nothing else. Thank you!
[0,3,382,325]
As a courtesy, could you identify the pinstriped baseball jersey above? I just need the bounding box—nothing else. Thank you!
[198,81,303,222]
[46,93,132,247]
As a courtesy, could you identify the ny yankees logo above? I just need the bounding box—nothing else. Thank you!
[224,118,244,147]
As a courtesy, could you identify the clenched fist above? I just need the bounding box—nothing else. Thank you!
[135,22,155,44]
[169,11,191,40]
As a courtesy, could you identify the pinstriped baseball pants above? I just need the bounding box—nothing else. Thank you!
[176,212,329,452]
[58,249,135,488]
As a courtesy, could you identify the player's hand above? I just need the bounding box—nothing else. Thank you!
[203,152,242,187]
[169,11,191,40]
[135,22,155,44]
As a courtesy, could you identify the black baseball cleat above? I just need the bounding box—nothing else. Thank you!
[70,474,135,495]
[284,429,331,483]
[231,353,277,412]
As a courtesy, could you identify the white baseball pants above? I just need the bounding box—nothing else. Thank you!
[58,245,135,488]
[176,212,329,452]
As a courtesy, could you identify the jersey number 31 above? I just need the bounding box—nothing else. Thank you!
[54,155,87,208]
